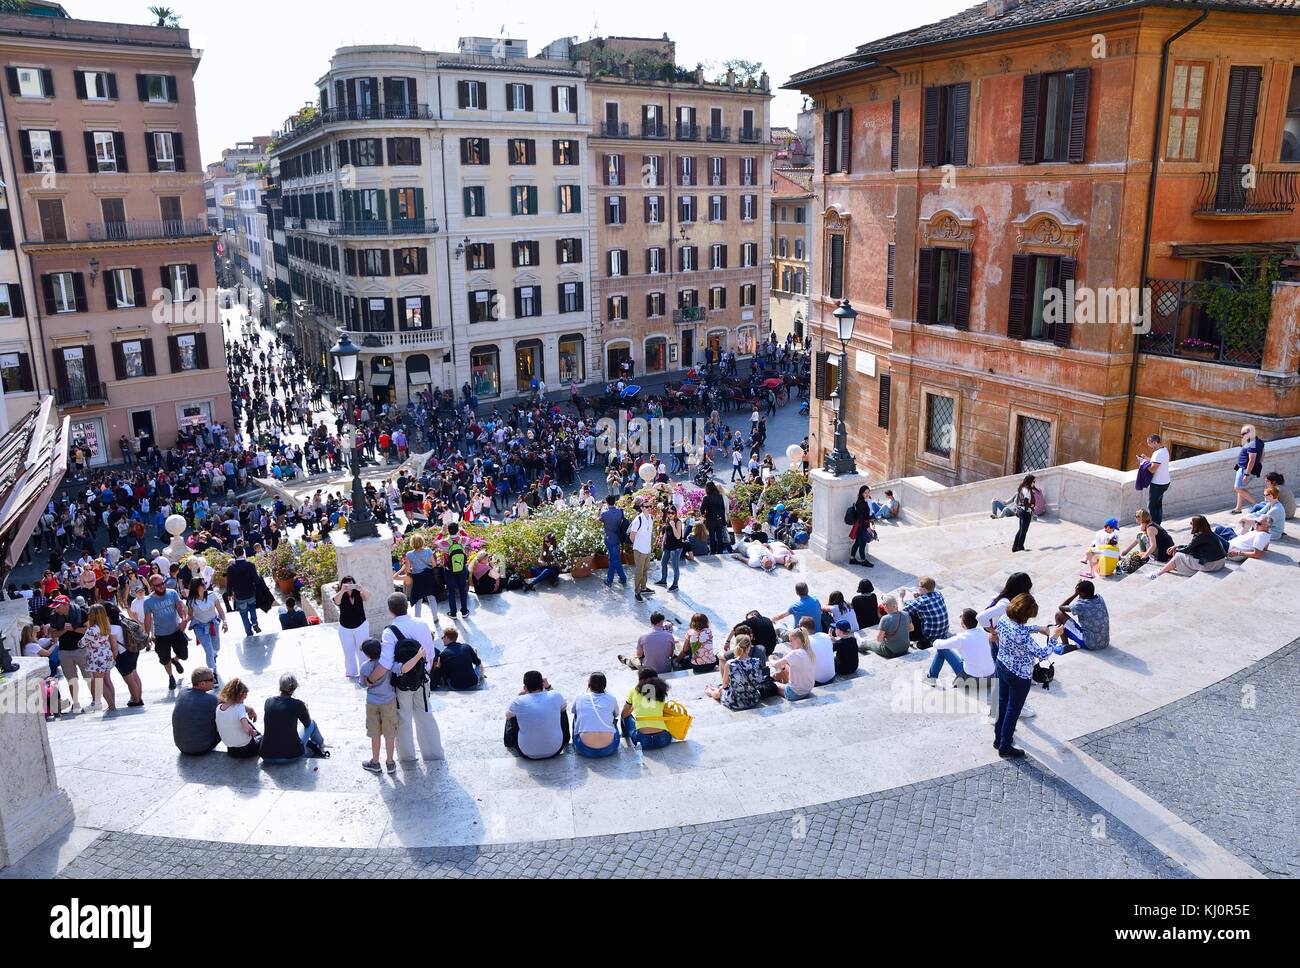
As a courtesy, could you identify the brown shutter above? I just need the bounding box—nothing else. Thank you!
[132,269,146,308]
[922,87,941,167]
[72,273,88,312]
[142,338,156,376]
[822,111,833,174]
[915,247,935,324]
[644,195,652,221]
[168,335,181,371]
[1007,253,1030,339]
[890,98,900,171]
[84,132,98,172]
[506,85,515,111]
[83,345,100,386]
[953,249,972,330]
[551,85,559,112]
[111,341,127,380]
[53,348,69,389]
[814,351,829,400]
[102,268,118,310]
[195,333,210,370]
[1067,68,1091,164]
[1053,257,1077,347]
[886,243,896,310]
[877,373,892,430]
[951,83,970,166]
[838,109,852,174]
[1020,74,1042,165]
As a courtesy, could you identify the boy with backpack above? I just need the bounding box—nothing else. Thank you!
[445,523,470,620]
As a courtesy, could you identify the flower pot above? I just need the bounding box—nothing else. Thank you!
[571,561,593,580]
[731,516,749,535]
[275,576,297,595]
[592,552,610,570]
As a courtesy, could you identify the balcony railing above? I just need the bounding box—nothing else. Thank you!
[1194,169,1298,216]
[346,328,450,349]
[326,218,438,237]
[275,103,435,147]
[1140,277,1268,368]
[705,125,730,143]
[673,307,706,324]
[676,123,700,142]
[55,382,109,409]
[599,121,629,138]
[738,127,763,144]
[642,122,668,139]
[84,218,212,243]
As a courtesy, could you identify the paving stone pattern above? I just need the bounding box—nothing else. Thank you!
[59,760,1190,879]
[1078,638,1300,879]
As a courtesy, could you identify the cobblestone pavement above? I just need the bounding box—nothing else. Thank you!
[1077,637,1300,879]
[58,759,1189,879]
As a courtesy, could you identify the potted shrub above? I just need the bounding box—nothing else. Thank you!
[263,543,299,595]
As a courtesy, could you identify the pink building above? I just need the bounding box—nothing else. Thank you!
[0,4,231,465]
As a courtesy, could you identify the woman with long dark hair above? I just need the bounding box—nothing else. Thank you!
[1149,515,1226,580]
[701,480,729,555]
[992,594,1054,757]
[848,485,876,567]
[1010,475,1036,553]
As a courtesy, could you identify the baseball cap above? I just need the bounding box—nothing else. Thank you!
[834,620,852,633]
[52,595,71,607]
[1104,518,1119,529]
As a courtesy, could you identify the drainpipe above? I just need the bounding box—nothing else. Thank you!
[435,69,458,388]
[1120,2,1210,469]
[0,86,48,396]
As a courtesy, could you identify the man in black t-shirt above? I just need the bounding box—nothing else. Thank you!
[435,628,484,690]
[260,674,326,762]
[49,595,91,711]
[740,610,777,654]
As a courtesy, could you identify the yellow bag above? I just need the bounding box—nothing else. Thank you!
[1094,545,1120,577]
[659,700,693,741]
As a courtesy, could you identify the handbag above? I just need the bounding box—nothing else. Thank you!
[659,700,693,741]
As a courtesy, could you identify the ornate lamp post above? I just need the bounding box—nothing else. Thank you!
[329,331,379,540]
[823,298,858,477]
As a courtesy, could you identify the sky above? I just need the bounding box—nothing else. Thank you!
[72,0,970,166]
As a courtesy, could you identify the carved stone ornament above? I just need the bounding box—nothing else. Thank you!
[948,61,967,82]
[1014,211,1084,253]
[1048,45,1071,71]
[920,209,975,249]
[997,55,1013,74]
[824,207,851,232]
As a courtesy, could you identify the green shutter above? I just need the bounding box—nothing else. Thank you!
[463,187,473,216]
[376,190,387,222]
[510,188,520,216]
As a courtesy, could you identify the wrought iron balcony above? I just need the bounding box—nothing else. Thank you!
[599,121,629,138]
[676,123,700,142]
[738,127,763,144]
[84,218,211,243]
[326,218,438,237]
[673,307,706,324]
[1140,277,1268,368]
[275,103,435,147]
[55,382,109,409]
[641,122,668,139]
[705,125,730,143]
[1194,169,1297,216]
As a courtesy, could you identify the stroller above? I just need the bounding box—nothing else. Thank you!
[693,457,715,488]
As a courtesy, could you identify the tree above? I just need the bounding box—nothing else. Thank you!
[715,59,763,84]
[148,6,181,27]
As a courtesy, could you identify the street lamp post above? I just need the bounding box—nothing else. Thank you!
[329,330,380,540]
[823,298,858,477]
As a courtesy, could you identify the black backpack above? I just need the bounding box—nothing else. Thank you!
[388,625,428,704]
[618,515,632,547]
[843,505,857,527]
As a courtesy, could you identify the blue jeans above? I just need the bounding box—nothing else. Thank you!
[994,663,1032,752]
[928,648,965,679]
[621,715,672,749]
[262,720,326,764]
[659,547,682,585]
[191,621,221,672]
[447,571,469,615]
[784,685,812,702]
[235,597,258,636]
[1147,481,1169,526]
[529,567,557,586]
[604,539,627,585]
[573,732,621,758]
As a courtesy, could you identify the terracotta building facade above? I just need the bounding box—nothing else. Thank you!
[790,0,1300,485]
[0,5,230,465]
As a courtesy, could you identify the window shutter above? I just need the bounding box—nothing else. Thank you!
[187,264,199,293]
[53,348,68,389]
[524,85,534,111]
[111,341,127,381]
[485,243,496,269]
[457,80,468,109]
[103,269,118,310]
[16,353,32,391]
[814,351,829,400]
[418,248,428,274]
[113,132,128,171]
[8,284,23,318]
[1019,74,1043,164]
[922,87,941,167]
[40,275,56,315]
[573,238,582,262]
[107,73,118,100]
[160,265,171,295]
[878,373,892,430]
[72,273,87,312]
[75,71,87,100]
[915,248,935,325]
[828,234,844,299]
[40,69,54,97]
[132,268,146,307]
[83,345,100,387]
[954,249,972,330]
[551,85,559,112]
[1067,67,1091,164]
[83,132,97,172]
[142,338,156,376]
[477,81,487,107]
[838,109,852,174]
[380,250,390,276]
[397,298,408,329]
[338,140,350,166]
[1007,253,1030,340]
[0,210,11,251]
[5,67,18,96]
[951,83,970,166]
[568,86,577,112]
[506,85,515,111]
[890,98,900,170]
[821,112,832,174]
[136,73,148,101]
[166,76,178,102]
[18,131,33,173]
[51,131,65,173]
[166,335,181,372]
[146,132,158,172]
[512,288,523,320]
[886,243,896,310]
[1053,257,1077,347]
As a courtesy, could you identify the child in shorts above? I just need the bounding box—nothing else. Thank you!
[359,639,397,775]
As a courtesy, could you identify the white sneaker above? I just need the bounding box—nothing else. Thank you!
[1021,703,1037,719]
[71,702,82,714]
[983,713,997,725]
[923,676,939,687]
[88,701,103,711]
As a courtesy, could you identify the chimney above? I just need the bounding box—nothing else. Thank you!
[726,67,736,87]
[760,70,769,91]
[986,0,1022,16]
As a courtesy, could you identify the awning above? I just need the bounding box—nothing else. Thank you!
[1172,241,1300,259]
[407,372,432,386]
[369,372,393,387]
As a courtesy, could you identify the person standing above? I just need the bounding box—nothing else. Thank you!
[655,506,684,592]
[992,594,1054,758]
[628,496,655,603]
[142,573,188,692]
[1010,475,1036,553]
[445,523,471,620]
[848,485,877,567]
[599,495,628,587]
[332,577,370,679]
[224,545,262,636]
[1231,424,1265,513]
[379,593,445,762]
[186,578,228,683]
[1140,434,1172,526]
[701,481,729,556]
